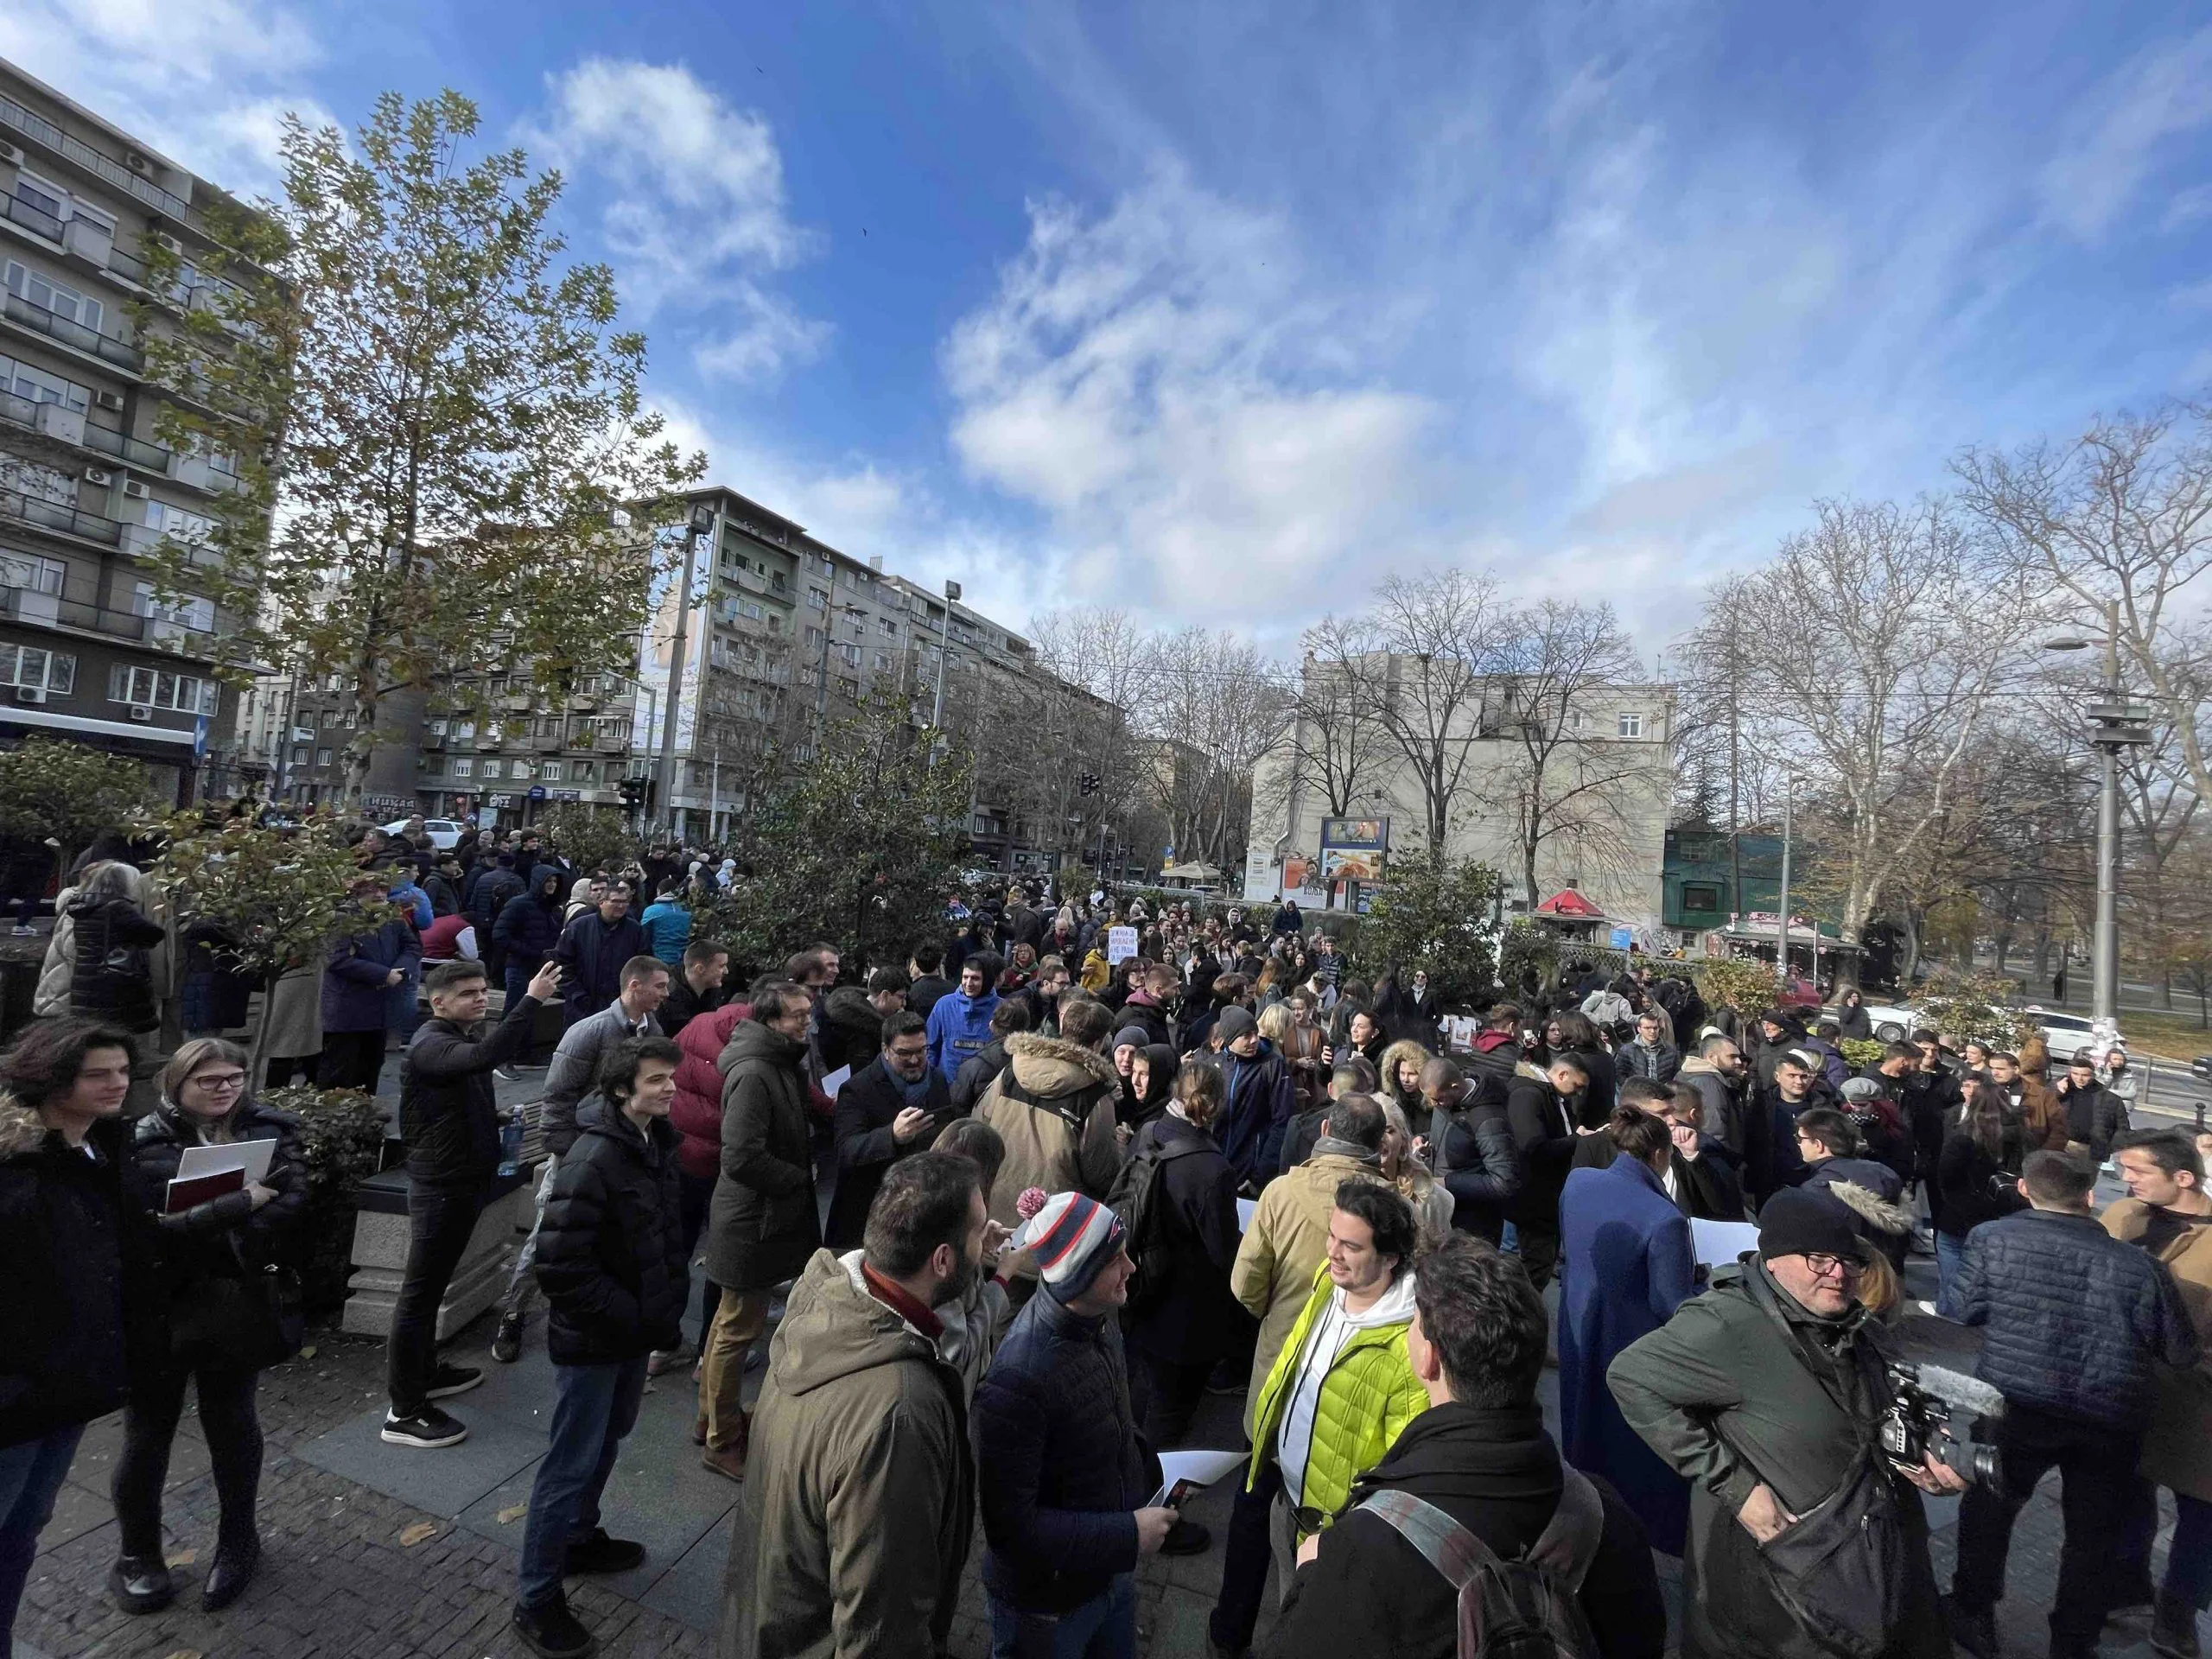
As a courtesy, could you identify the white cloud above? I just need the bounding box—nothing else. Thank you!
[528,59,827,385]
[942,167,1434,616]
[2041,25,2212,240]
[0,0,329,194]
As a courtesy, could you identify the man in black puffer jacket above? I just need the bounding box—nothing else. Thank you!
[1419,1056,1522,1244]
[1940,1149,2200,1659]
[512,1035,689,1659]
[974,1192,1185,1651]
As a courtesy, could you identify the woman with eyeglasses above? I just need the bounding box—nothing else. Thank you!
[109,1038,308,1616]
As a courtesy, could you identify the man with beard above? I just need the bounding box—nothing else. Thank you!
[720,1152,992,1659]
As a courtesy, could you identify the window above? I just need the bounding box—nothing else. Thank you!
[0,644,73,693]
[572,761,594,784]
[880,618,897,637]
[806,587,827,610]
[511,760,533,780]
[12,175,65,224]
[290,746,308,766]
[454,720,476,741]
[0,353,90,413]
[132,582,214,632]
[741,601,762,620]
[480,760,503,779]
[108,664,216,712]
[1681,883,1722,915]
[804,626,824,648]
[1618,712,1643,739]
[1567,709,1584,732]
[0,551,65,594]
[3,261,103,332]
[316,747,333,767]
[873,652,891,671]
[451,757,473,779]
[428,718,448,736]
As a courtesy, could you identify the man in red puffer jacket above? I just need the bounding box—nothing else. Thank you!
[670,1001,747,1418]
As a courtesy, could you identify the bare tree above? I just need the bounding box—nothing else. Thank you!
[1678,498,2032,983]
[1954,406,2212,805]
[1307,570,1516,849]
[1279,620,1392,817]
[1143,632,1286,872]
[1487,598,1648,907]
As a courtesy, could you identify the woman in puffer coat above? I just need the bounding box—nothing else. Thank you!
[111,1039,308,1617]
[515,1035,690,1653]
[66,861,167,1034]
[670,999,747,1414]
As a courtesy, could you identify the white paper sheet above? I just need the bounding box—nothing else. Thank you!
[175,1137,278,1185]
[1692,1218,1761,1268]
[822,1065,852,1100]
[1106,925,1139,964]
[1236,1198,1257,1231]
[1147,1448,1247,1508]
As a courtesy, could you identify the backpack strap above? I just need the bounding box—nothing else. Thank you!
[995,1068,1090,1138]
[1354,1488,1500,1591]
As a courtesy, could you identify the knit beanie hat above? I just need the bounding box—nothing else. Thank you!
[1113,1027,1149,1053]
[1757,1188,1866,1264]
[1217,1007,1258,1045]
[1012,1191,1128,1303]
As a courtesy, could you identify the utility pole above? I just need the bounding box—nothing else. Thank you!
[2045,598,2151,1028]
[1776,772,1793,987]
[656,499,716,838]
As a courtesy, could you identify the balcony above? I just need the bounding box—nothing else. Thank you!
[0,92,202,231]
[0,191,64,244]
[0,483,121,545]
[2,292,143,372]
[0,391,171,474]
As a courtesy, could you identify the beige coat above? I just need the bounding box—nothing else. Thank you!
[973,1033,1122,1281]
[2104,1195,2212,1499]
[1228,1147,1389,1437]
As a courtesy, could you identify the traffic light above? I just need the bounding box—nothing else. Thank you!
[1078,771,1100,796]
[619,775,646,809]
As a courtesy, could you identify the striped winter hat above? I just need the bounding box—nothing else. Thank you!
[1012,1191,1128,1303]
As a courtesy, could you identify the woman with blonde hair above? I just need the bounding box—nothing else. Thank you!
[1376,1096,1454,1247]
[110,1038,308,1615]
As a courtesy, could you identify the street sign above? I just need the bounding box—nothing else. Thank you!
[528,785,547,801]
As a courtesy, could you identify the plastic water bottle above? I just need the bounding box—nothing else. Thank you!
[499,1116,524,1179]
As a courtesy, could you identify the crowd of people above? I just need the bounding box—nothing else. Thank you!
[2,839,2209,1659]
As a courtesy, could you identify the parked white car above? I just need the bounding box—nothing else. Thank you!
[1858,999,2122,1060]
[383,817,464,850]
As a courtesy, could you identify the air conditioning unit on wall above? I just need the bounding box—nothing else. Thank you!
[122,479,149,499]
[127,703,152,721]
[83,467,114,486]
[0,142,23,168]
[15,685,46,704]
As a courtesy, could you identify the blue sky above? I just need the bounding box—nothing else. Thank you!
[6,1,2209,654]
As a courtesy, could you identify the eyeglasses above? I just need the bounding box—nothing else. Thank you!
[192,1072,248,1093]
[1802,1252,1864,1280]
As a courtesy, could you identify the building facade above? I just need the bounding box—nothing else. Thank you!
[1246,661,1677,931]
[0,60,264,802]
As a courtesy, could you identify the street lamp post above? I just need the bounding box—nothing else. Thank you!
[654,500,719,840]
[2043,601,2152,1027]
[1776,772,1793,986]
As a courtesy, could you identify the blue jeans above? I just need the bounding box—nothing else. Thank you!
[1935,1230,1967,1301]
[0,1425,86,1657]
[518,1357,648,1607]
[988,1573,1135,1659]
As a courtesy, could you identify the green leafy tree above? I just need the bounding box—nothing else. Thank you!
[133,89,703,804]
[1694,957,1786,1018]
[1913,966,2030,1050]
[142,811,400,1074]
[1353,855,1501,1008]
[698,696,974,974]
[0,737,158,868]
[533,803,638,876]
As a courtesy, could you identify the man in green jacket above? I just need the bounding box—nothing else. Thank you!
[1211,1179,1426,1657]
[720,1151,990,1659]
[1606,1187,1965,1659]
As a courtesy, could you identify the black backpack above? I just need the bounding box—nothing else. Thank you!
[1356,1469,1605,1659]
[1104,1127,1205,1313]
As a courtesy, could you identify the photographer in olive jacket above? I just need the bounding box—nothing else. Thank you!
[111,1039,308,1617]
[1608,1188,1965,1659]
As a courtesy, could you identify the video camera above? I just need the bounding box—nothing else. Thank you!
[1879,1361,2005,1494]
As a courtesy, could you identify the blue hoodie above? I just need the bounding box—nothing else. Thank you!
[925,984,1001,1084]
[639,898,691,965]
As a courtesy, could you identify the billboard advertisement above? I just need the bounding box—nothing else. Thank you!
[1319,817,1389,883]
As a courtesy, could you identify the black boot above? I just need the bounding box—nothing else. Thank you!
[2153,1590,2203,1659]
[202,1534,261,1611]
[108,1553,175,1614]
[512,1592,598,1658]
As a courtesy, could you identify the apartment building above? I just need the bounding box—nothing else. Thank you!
[0,59,263,803]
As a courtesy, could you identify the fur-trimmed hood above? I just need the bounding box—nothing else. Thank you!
[1003,1030,1119,1098]
[1825,1177,1916,1236]
[0,1090,46,1159]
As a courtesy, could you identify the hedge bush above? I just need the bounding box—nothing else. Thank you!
[264,1084,390,1313]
